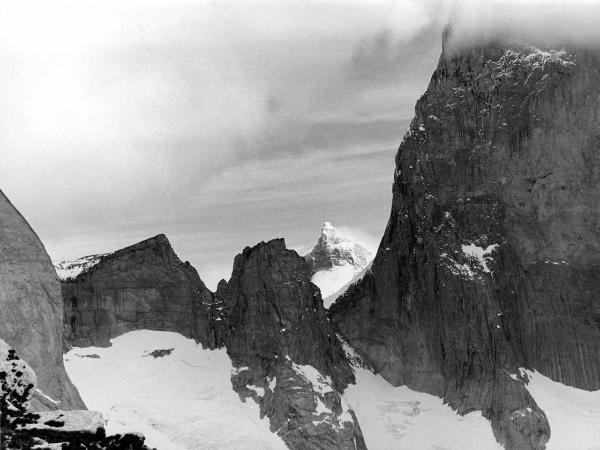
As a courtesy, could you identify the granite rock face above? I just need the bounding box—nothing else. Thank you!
[331,34,600,450]
[61,234,217,348]
[0,189,84,411]
[215,239,366,450]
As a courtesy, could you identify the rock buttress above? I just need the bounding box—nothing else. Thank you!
[215,239,366,450]
[0,189,84,410]
[331,38,600,449]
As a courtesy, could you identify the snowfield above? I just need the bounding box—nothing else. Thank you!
[64,330,600,450]
[64,330,287,450]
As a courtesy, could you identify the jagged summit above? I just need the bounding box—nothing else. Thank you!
[305,222,371,273]
[54,234,173,282]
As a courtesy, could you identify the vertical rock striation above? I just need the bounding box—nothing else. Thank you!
[61,234,217,348]
[215,239,366,450]
[0,189,84,410]
[330,32,600,450]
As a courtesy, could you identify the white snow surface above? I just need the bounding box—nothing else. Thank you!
[323,261,373,307]
[311,264,359,307]
[54,254,106,281]
[461,243,498,273]
[523,370,600,450]
[64,330,286,450]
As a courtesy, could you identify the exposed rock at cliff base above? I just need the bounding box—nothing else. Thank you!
[331,34,600,449]
[60,234,217,349]
[0,189,84,411]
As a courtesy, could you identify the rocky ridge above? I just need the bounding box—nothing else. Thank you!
[330,31,600,450]
[60,234,216,348]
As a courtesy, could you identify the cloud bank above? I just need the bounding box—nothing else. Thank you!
[447,0,600,51]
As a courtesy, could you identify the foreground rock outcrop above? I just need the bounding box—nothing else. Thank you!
[0,338,150,449]
[0,189,84,411]
[215,239,366,450]
[60,234,216,348]
[331,32,600,450]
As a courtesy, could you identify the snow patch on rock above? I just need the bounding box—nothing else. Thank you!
[54,254,107,281]
[461,243,498,273]
[290,361,333,396]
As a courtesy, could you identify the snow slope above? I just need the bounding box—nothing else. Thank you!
[311,264,359,306]
[323,261,373,307]
[343,367,502,450]
[339,340,501,450]
[523,370,600,450]
[64,330,286,450]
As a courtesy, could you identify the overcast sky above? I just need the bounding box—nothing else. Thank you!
[3,0,598,288]
[0,0,451,287]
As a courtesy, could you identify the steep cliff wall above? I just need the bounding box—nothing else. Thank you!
[215,239,366,450]
[61,234,217,348]
[0,189,84,410]
[330,35,600,450]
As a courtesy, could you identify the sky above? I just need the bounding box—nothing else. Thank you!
[0,0,449,288]
[4,0,597,289]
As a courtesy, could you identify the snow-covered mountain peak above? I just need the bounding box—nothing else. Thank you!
[306,222,372,272]
[305,222,373,307]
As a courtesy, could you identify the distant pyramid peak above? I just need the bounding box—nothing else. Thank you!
[305,222,372,274]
